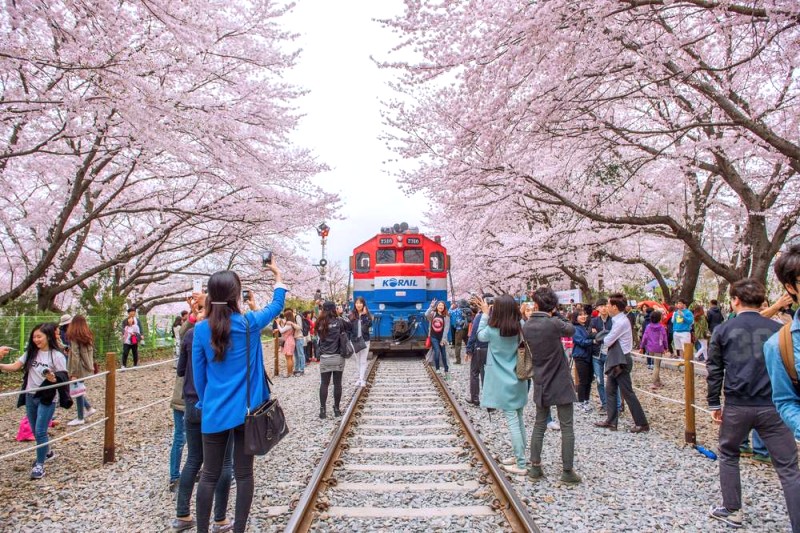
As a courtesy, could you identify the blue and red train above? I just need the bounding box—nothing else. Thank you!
[349,223,451,355]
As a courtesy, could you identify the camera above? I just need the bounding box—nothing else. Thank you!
[242,289,250,301]
[192,279,203,294]
[261,251,273,267]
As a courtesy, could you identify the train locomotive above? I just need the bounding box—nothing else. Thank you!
[349,223,451,355]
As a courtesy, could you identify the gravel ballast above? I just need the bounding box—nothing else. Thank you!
[0,348,795,532]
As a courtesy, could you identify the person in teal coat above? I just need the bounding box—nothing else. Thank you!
[475,294,529,474]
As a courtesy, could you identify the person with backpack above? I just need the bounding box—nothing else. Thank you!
[765,244,800,441]
[317,301,352,418]
[707,279,800,531]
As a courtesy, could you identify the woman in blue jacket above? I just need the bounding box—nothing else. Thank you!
[475,294,529,475]
[571,309,595,412]
[192,263,286,533]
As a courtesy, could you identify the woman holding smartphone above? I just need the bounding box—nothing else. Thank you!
[192,260,286,533]
[0,323,68,479]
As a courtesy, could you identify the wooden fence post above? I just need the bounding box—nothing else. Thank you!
[274,331,280,376]
[683,342,696,445]
[104,351,117,464]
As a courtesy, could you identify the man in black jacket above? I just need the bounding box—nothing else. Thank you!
[707,299,725,336]
[706,279,800,531]
[465,299,489,406]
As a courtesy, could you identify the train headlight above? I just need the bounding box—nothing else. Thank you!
[416,303,422,310]
[379,304,386,310]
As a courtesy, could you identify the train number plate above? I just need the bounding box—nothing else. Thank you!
[406,237,420,244]
[379,237,394,245]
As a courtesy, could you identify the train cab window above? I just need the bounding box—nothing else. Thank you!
[376,249,396,264]
[430,251,445,272]
[403,249,424,264]
[355,252,370,272]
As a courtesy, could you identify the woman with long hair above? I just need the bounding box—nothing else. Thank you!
[349,297,372,387]
[316,301,352,419]
[474,294,529,474]
[277,310,297,377]
[425,299,451,376]
[570,309,595,412]
[65,315,97,425]
[192,262,286,533]
[0,323,67,479]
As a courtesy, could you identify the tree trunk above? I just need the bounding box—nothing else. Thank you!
[674,248,703,304]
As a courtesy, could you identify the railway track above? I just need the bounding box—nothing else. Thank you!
[285,357,539,532]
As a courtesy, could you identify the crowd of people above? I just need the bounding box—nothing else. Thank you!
[456,247,800,532]
[3,244,800,532]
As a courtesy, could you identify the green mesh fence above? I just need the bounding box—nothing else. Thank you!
[0,315,177,362]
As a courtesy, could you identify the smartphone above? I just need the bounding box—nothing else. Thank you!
[242,289,250,301]
[261,251,273,267]
[192,279,202,294]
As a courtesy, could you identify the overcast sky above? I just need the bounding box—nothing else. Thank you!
[282,0,429,267]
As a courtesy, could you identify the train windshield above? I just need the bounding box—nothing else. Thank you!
[376,249,396,264]
[355,252,370,272]
[403,249,424,264]
[430,251,445,271]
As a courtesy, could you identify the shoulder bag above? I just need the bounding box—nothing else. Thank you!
[516,334,534,380]
[242,315,289,456]
[352,316,367,353]
[339,318,355,358]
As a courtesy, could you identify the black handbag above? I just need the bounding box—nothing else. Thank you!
[352,316,367,353]
[339,318,355,358]
[243,315,288,456]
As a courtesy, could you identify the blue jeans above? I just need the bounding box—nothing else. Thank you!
[177,400,232,520]
[170,409,185,482]
[25,394,56,465]
[294,338,306,373]
[592,356,621,410]
[431,340,449,372]
[503,408,527,468]
[74,385,92,420]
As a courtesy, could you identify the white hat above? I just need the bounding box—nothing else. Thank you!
[59,314,73,326]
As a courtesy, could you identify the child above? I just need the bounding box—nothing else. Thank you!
[640,311,668,389]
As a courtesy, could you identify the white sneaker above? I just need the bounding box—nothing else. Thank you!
[501,464,528,475]
[547,420,561,431]
[499,457,516,466]
[67,418,85,427]
[85,408,97,418]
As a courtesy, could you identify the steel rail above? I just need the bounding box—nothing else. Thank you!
[427,365,541,533]
[284,357,379,533]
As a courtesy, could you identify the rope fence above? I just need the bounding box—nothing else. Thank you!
[0,417,108,462]
[117,396,170,418]
[0,350,177,467]
[0,371,109,399]
[117,357,177,373]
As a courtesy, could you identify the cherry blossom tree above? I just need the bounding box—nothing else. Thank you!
[381,0,800,301]
[0,0,334,311]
